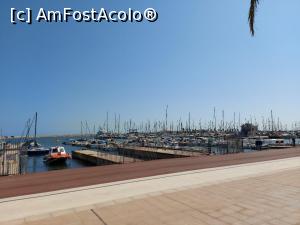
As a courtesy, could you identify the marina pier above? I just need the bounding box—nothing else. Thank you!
[117,146,203,159]
[72,150,142,165]
[72,146,204,166]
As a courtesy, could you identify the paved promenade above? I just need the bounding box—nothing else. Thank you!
[0,156,299,225]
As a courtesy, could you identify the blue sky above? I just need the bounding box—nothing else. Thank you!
[0,0,299,135]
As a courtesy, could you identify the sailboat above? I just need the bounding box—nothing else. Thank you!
[24,113,50,156]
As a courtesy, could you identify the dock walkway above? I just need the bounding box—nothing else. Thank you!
[72,150,142,165]
[117,146,204,160]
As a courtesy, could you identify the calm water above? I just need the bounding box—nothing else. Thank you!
[26,136,93,174]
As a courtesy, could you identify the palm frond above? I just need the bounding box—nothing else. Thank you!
[248,0,259,36]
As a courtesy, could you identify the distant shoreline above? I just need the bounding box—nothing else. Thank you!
[0,134,85,140]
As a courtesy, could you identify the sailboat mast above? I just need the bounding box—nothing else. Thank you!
[271,110,274,132]
[188,112,191,131]
[106,112,109,133]
[34,112,38,142]
[213,107,217,131]
[80,121,83,138]
[165,105,168,132]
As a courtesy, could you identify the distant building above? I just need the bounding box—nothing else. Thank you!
[240,123,258,137]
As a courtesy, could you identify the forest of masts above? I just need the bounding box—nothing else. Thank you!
[79,107,300,136]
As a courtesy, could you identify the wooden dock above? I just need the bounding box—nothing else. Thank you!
[72,150,142,165]
[72,146,204,165]
[118,146,204,159]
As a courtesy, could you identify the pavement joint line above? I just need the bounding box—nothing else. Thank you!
[0,156,299,204]
[90,209,108,225]
[163,194,216,218]
[252,175,300,189]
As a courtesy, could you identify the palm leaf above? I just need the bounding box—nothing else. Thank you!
[249,0,259,36]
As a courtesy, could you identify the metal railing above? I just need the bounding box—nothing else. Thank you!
[0,142,27,176]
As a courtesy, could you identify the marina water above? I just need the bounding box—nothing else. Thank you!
[26,136,93,173]
[22,136,300,174]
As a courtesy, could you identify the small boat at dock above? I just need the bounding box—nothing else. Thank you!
[25,140,50,156]
[22,113,50,156]
[44,146,71,164]
[268,139,293,149]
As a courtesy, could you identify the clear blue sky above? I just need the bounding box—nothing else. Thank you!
[0,0,299,135]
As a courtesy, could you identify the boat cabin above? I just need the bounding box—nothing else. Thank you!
[50,146,68,155]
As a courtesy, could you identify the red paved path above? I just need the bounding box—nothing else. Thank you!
[0,148,299,199]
